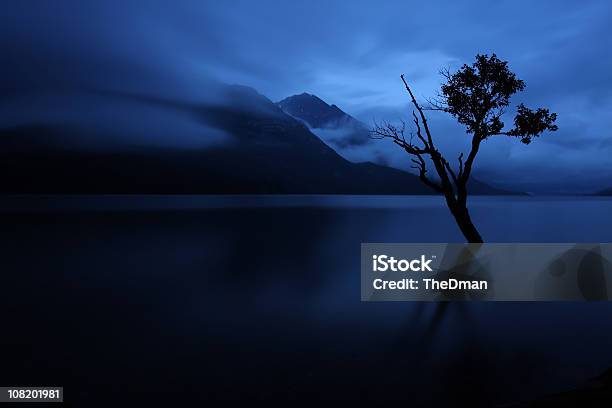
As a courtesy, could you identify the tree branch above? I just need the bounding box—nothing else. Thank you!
[459,133,481,185]
[401,74,456,203]
[411,111,429,148]
[401,74,435,148]
[442,156,458,184]
[410,155,444,193]
[371,122,430,155]
[371,119,444,193]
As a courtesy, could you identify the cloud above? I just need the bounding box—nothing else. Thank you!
[0,90,232,150]
[1,0,612,192]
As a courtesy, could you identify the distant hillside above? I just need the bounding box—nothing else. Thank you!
[277,92,370,147]
[277,92,360,129]
[0,84,519,195]
[596,187,612,196]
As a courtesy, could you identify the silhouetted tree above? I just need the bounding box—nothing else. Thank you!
[373,54,558,242]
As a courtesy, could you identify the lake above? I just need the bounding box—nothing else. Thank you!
[1,195,612,406]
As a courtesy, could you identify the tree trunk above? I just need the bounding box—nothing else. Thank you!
[451,204,483,243]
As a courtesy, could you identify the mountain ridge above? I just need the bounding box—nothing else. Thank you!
[0,84,520,195]
[277,92,362,129]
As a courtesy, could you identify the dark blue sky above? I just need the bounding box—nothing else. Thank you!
[2,0,612,192]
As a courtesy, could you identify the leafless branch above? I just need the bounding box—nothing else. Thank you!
[442,156,458,184]
[410,154,444,193]
[400,74,459,201]
[411,111,429,148]
[424,91,449,112]
[372,116,444,193]
[371,121,429,155]
[400,74,435,148]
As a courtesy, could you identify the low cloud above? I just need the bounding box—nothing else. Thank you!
[0,91,232,150]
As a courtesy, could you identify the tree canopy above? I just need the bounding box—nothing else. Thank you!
[373,53,558,242]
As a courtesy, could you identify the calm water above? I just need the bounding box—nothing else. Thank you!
[2,195,612,406]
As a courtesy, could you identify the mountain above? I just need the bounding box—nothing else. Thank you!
[277,93,370,147]
[276,92,519,195]
[277,92,360,129]
[596,187,612,196]
[0,84,516,195]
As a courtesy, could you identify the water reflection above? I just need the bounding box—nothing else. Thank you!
[1,196,612,405]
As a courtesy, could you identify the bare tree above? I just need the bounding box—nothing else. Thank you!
[373,54,558,243]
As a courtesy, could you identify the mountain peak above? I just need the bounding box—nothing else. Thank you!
[276,93,354,129]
